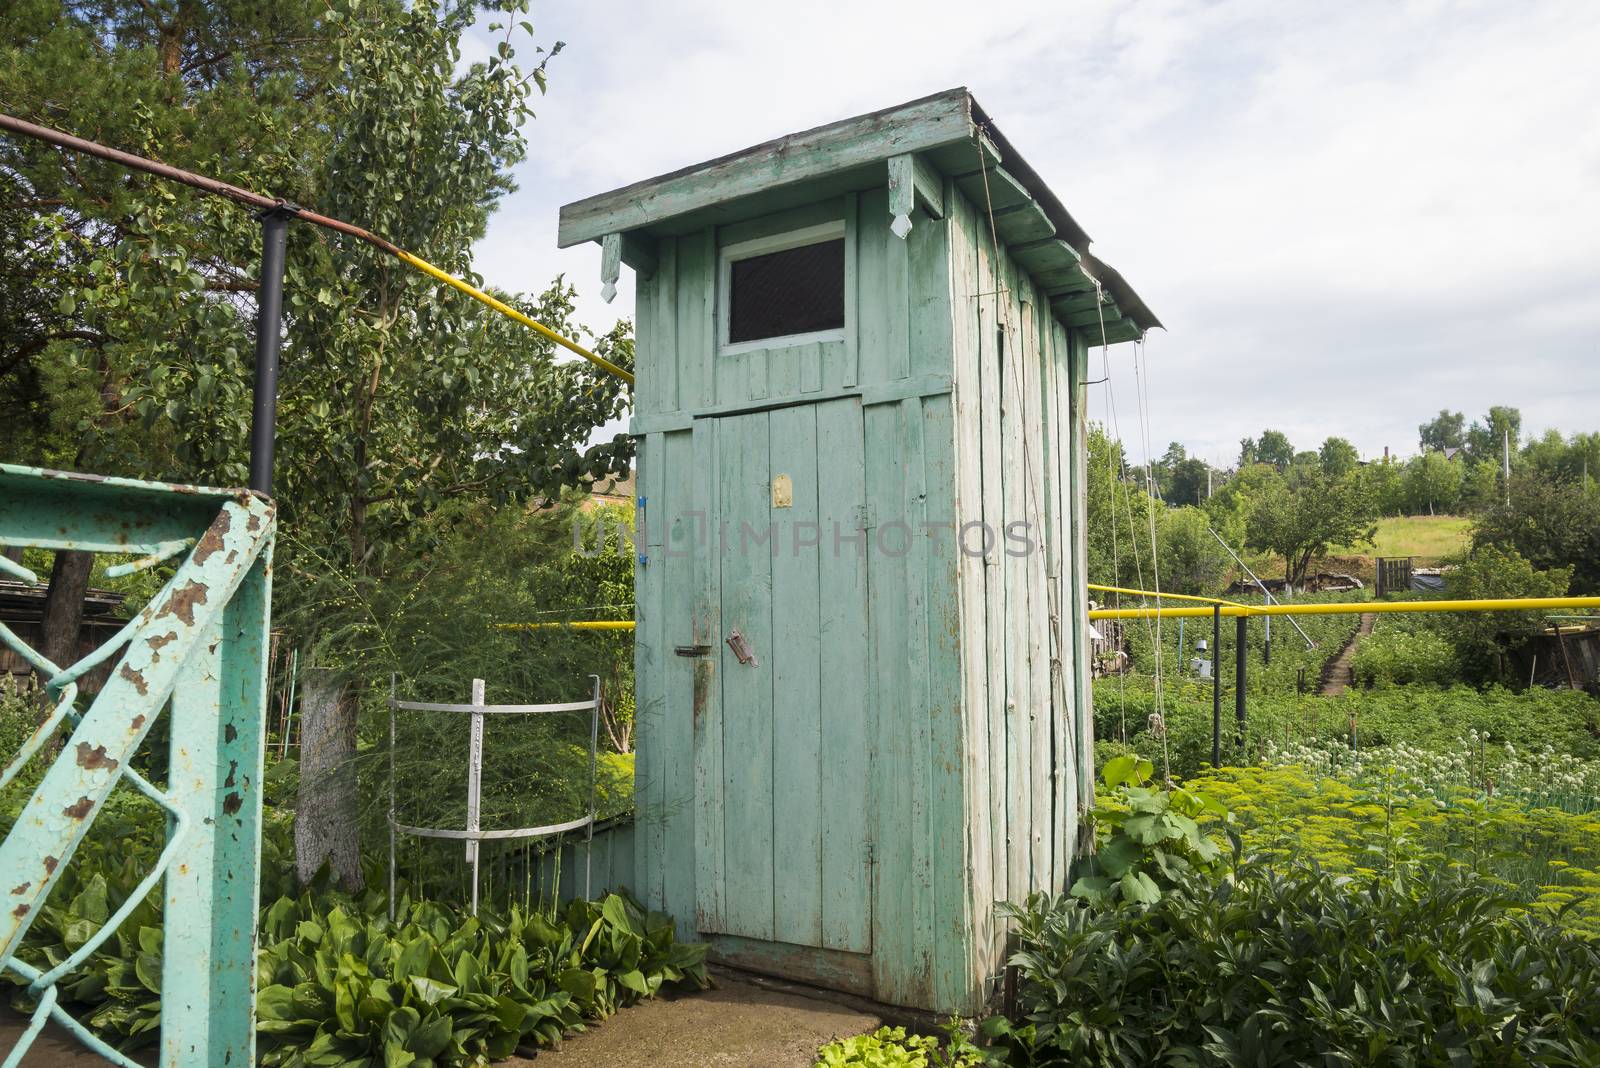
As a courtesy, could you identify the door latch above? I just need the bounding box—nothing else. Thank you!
[725,629,758,667]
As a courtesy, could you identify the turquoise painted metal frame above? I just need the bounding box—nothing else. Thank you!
[0,464,275,1067]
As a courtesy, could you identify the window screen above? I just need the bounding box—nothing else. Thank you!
[727,237,845,345]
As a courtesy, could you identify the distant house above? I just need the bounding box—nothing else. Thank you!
[1441,446,1464,461]
[0,580,127,693]
[584,470,634,510]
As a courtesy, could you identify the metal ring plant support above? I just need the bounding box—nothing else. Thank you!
[387,676,602,916]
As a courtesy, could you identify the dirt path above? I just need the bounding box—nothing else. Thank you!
[1319,612,1377,696]
[507,969,881,1066]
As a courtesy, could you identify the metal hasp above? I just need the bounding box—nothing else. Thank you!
[0,463,276,1067]
[387,676,602,915]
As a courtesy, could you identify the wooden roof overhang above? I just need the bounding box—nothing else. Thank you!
[558,87,1159,344]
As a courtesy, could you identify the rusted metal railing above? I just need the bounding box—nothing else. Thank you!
[0,463,275,1066]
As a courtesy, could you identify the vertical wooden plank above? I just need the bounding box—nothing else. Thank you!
[1042,318,1068,890]
[1069,332,1096,820]
[770,341,800,398]
[908,207,953,377]
[974,202,1008,919]
[747,347,770,402]
[801,340,823,394]
[998,254,1031,902]
[855,189,888,386]
[637,433,668,911]
[817,398,871,953]
[1019,288,1051,893]
[886,205,911,383]
[921,392,969,1009]
[948,188,994,987]
[657,238,680,414]
[866,399,911,1001]
[1050,319,1077,886]
[900,396,934,996]
[634,252,657,417]
[660,429,698,928]
[673,234,704,412]
[718,411,775,941]
[769,405,823,947]
[842,192,860,387]
[692,419,725,932]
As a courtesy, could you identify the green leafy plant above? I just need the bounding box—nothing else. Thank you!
[255,889,708,1065]
[1350,626,1461,687]
[814,1023,985,1068]
[1069,755,1227,907]
[3,779,706,1062]
[987,859,1600,1066]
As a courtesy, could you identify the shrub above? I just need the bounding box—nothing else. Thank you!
[255,890,708,1065]
[814,1024,985,1067]
[1069,755,1227,906]
[1439,545,1571,682]
[1350,626,1460,687]
[1194,761,1600,935]
[986,860,1600,1066]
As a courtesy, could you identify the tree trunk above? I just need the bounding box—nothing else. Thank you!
[40,549,94,674]
[294,667,364,890]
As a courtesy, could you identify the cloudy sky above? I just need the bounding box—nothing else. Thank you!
[465,0,1600,469]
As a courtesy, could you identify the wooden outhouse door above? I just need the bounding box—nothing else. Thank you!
[693,396,873,956]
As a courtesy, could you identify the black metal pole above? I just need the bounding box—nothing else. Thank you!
[1235,615,1248,758]
[1211,604,1221,767]
[249,207,292,494]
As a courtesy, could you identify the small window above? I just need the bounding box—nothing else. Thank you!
[721,222,846,351]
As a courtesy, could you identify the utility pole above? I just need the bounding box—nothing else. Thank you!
[1503,427,1512,507]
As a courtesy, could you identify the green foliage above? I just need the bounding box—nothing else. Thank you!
[1349,625,1460,688]
[1472,472,1600,594]
[280,497,638,902]
[1,782,706,1062]
[986,858,1600,1066]
[1150,505,1230,595]
[1240,428,1294,469]
[0,680,37,761]
[814,1024,986,1068]
[1418,409,1465,452]
[1069,756,1227,906]
[1245,469,1376,588]
[1403,450,1462,514]
[1197,760,1600,934]
[1,783,299,1045]
[1441,546,1571,682]
[255,890,708,1065]
[1096,672,1600,782]
[1317,435,1359,477]
[1464,405,1521,463]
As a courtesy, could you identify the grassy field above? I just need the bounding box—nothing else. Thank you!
[1336,515,1471,562]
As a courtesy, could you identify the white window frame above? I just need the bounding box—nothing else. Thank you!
[718,220,847,356]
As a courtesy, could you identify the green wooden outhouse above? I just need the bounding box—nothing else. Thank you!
[558,88,1158,1013]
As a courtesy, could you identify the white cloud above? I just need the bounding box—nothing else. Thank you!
[471,0,1600,463]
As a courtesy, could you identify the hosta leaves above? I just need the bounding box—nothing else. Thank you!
[991,859,1600,1066]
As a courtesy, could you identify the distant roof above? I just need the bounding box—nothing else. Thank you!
[558,88,1159,341]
